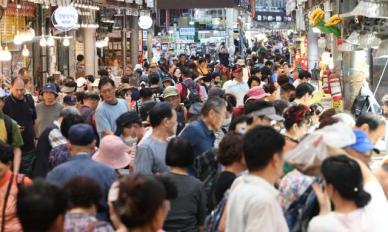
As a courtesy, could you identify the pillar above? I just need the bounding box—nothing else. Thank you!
[122,13,127,67]
[130,16,139,66]
[147,29,153,60]
[226,8,235,52]
[307,28,319,72]
[83,28,96,76]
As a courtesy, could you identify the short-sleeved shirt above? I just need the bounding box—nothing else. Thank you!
[35,102,64,137]
[0,111,24,148]
[95,99,129,136]
[134,135,169,174]
[223,79,249,106]
[163,173,207,232]
[65,212,114,232]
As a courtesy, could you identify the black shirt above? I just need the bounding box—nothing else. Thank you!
[212,171,236,207]
[3,94,36,151]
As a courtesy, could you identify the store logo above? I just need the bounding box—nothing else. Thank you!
[53,6,79,32]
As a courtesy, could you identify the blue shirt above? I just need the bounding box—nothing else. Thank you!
[179,119,215,159]
[95,99,129,136]
[135,135,169,175]
[47,153,117,221]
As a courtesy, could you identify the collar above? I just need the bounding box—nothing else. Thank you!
[70,153,91,160]
[243,174,279,196]
[198,119,215,136]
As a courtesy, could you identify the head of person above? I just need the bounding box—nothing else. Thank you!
[188,102,203,122]
[345,130,375,165]
[308,103,324,125]
[283,105,311,140]
[17,180,68,232]
[280,83,296,102]
[173,68,182,79]
[163,86,180,110]
[283,63,291,74]
[61,79,77,94]
[298,70,312,83]
[247,76,261,88]
[277,74,289,87]
[244,100,284,128]
[218,132,246,170]
[178,53,186,63]
[41,83,59,106]
[67,123,96,155]
[148,73,160,86]
[295,82,315,106]
[211,72,221,86]
[243,126,285,183]
[93,135,132,169]
[265,60,273,68]
[60,114,84,139]
[149,102,177,136]
[64,176,102,215]
[245,86,270,103]
[198,57,208,67]
[83,91,100,110]
[162,77,174,88]
[124,65,133,77]
[115,111,143,141]
[112,174,177,231]
[98,77,116,104]
[149,62,159,73]
[77,54,84,62]
[229,116,249,134]
[232,65,243,81]
[201,97,227,132]
[321,155,371,208]
[263,84,278,102]
[11,77,26,100]
[250,67,262,79]
[18,67,30,82]
[166,137,193,169]
[355,113,386,145]
[0,138,14,170]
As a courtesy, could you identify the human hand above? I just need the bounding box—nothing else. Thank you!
[312,183,331,215]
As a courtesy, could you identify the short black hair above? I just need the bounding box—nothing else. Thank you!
[17,179,68,232]
[298,70,312,80]
[217,132,244,166]
[273,99,290,116]
[277,74,289,86]
[265,60,273,66]
[149,102,173,128]
[139,101,157,122]
[98,76,115,90]
[356,113,385,131]
[148,73,160,85]
[295,82,315,99]
[98,69,109,77]
[247,76,261,88]
[64,176,102,210]
[61,114,85,139]
[201,97,226,116]
[18,67,28,76]
[85,75,95,83]
[166,137,194,168]
[243,126,285,172]
[281,83,296,93]
[0,141,13,164]
[229,115,249,132]
[76,54,84,62]
[83,91,100,101]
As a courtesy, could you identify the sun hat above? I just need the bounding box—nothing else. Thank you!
[163,86,179,98]
[92,135,132,169]
[68,123,95,146]
[41,83,58,96]
[350,130,374,153]
[246,86,270,102]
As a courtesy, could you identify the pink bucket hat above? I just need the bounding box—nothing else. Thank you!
[92,135,131,169]
[246,86,270,102]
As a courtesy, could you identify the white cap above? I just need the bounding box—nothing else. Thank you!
[76,77,87,88]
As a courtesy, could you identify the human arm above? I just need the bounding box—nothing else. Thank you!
[12,121,24,174]
[197,183,207,230]
[95,108,114,137]
[312,183,331,215]
[13,147,21,174]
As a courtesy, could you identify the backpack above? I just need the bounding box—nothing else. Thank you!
[3,114,13,145]
[181,79,201,107]
[204,190,229,232]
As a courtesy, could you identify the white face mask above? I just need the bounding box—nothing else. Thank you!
[123,136,137,147]
[222,117,232,129]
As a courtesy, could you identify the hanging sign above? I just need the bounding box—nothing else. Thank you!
[138,15,153,30]
[52,6,79,32]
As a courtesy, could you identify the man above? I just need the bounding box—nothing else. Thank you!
[35,83,64,137]
[179,97,226,159]
[33,107,79,178]
[0,89,23,174]
[135,102,177,174]
[163,86,186,134]
[344,130,375,166]
[280,83,296,102]
[18,68,33,94]
[293,70,311,88]
[244,100,284,131]
[225,126,288,232]
[177,53,187,69]
[17,179,67,232]
[292,82,315,107]
[79,91,99,124]
[121,65,134,84]
[0,142,32,231]
[3,77,36,176]
[223,65,249,106]
[95,77,129,138]
[47,123,117,221]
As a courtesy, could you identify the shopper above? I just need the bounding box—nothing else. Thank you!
[355,113,386,145]
[163,86,187,134]
[223,65,249,106]
[244,100,284,131]
[292,82,315,107]
[115,111,144,147]
[163,137,207,232]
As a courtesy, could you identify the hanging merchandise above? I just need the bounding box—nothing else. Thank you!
[309,8,341,37]
[322,69,331,94]
[328,73,342,101]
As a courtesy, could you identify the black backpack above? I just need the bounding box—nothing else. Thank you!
[181,80,201,107]
[3,114,13,145]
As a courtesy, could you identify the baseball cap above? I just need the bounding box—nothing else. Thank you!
[246,86,270,102]
[115,111,142,135]
[249,106,284,121]
[163,86,179,98]
[68,123,95,146]
[350,130,374,153]
[63,95,77,106]
[162,76,174,84]
[41,83,58,96]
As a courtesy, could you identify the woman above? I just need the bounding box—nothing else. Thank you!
[308,155,388,232]
[263,84,278,102]
[212,132,246,207]
[283,104,310,146]
[247,76,261,88]
[173,68,182,83]
[163,138,207,232]
[111,174,177,232]
[64,176,114,232]
[92,135,133,176]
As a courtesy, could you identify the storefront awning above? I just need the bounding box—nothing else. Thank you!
[156,0,236,9]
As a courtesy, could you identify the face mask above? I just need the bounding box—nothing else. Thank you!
[222,117,232,129]
[123,136,137,147]
[238,127,246,134]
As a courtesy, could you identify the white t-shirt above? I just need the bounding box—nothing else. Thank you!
[223,79,249,106]
[308,181,388,232]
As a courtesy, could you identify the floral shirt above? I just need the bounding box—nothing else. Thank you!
[64,212,114,232]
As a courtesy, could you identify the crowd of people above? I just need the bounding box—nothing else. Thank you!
[0,36,388,232]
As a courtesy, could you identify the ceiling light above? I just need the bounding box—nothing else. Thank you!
[22,44,30,57]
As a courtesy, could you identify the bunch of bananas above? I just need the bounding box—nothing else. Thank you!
[309,8,325,25]
[325,15,342,26]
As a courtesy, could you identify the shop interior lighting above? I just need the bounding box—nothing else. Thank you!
[0,11,11,62]
[62,37,70,47]
[39,37,47,47]
[312,27,321,34]
[46,34,55,47]
[22,44,30,57]
[376,39,388,58]
[341,0,388,18]
[345,31,360,45]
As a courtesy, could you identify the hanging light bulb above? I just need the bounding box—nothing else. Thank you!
[0,45,5,61]
[3,46,12,61]
[22,44,30,57]
[46,35,55,47]
[24,28,35,42]
[63,37,70,47]
[13,31,23,45]
[40,37,47,47]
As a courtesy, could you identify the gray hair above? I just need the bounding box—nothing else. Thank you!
[201,97,226,116]
[60,106,80,118]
